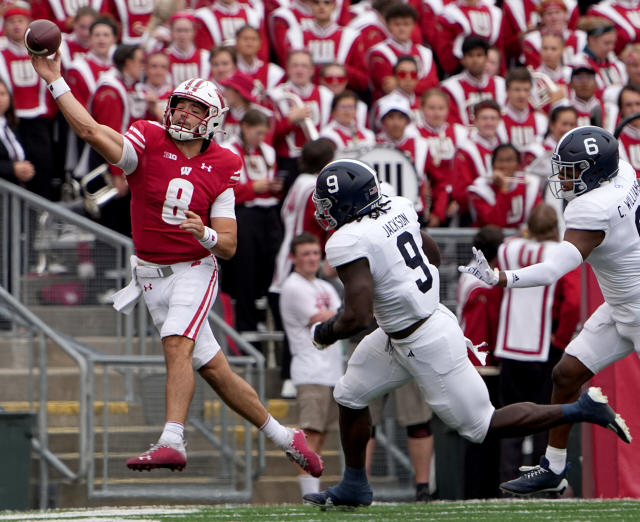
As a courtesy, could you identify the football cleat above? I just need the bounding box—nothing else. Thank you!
[285,429,324,478]
[126,440,187,471]
[578,387,632,443]
[500,456,568,496]
[303,482,373,509]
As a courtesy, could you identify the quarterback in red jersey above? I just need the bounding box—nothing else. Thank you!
[29,51,324,478]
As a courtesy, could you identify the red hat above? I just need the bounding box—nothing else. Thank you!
[3,2,32,19]
[538,0,566,13]
[221,71,258,103]
[169,11,196,25]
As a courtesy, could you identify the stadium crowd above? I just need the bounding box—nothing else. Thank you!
[2,0,640,501]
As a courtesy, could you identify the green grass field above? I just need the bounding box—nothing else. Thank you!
[3,500,640,521]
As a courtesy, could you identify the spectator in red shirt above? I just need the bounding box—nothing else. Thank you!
[468,143,542,228]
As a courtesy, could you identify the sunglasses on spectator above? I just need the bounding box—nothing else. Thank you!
[396,70,418,79]
[323,75,347,85]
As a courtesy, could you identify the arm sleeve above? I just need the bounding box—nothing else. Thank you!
[210,187,236,219]
[114,136,139,175]
[504,240,583,288]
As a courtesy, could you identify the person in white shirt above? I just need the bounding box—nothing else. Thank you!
[280,233,343,498]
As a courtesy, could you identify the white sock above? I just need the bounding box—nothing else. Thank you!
[159,421,184,445]
[298,475,320,496]
[545,445,567,474]
[259,414,293,448]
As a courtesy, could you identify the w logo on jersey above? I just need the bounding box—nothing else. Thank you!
[181,167,192,176]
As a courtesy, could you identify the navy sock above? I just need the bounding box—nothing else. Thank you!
[343,466,368,485]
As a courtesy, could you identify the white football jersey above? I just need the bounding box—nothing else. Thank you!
[564,160,640,319]
[325,196,440,333]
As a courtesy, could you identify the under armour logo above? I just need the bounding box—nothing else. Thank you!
[408,349,415,358]
[139,455,152,460]
[144,284,152,292]
[201,163,212,172]
[512,274,520,283]
[181,166,192,176]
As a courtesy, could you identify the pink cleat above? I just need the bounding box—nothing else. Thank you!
[126,441,187,472]
[285,429,324,478]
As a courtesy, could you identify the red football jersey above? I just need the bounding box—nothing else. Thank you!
[441,71,507,126]
[98,0,154,44]
[123,120,241,264]
[501,105,548,153]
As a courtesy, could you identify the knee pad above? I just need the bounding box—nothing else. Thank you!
[406,421,432,439]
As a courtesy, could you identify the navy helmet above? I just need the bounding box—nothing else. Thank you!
[313,159,382,230]
[549,126,619,201]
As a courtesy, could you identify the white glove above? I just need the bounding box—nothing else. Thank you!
[310,322,329,350]
[458,247,500,286]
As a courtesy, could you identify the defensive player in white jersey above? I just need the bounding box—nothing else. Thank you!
[460,125,639,496]
[303,158,631,508]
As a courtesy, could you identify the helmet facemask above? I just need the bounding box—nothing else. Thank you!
[163,79,228,141]
[549,153,593,201]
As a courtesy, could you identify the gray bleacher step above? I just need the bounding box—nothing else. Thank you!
[26,305,121,337]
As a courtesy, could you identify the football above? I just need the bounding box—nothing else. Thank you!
[24,19,62,57]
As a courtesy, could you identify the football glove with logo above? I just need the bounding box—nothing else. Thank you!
[458,247,500,286]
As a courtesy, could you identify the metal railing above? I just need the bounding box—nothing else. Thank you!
[0,180,267,505]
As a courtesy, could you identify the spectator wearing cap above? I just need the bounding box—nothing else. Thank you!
[236,25,284,92]
[374,94,430,219]
[366,4,438,100]
[522,0,586,69]
[164,12,211,88]
[0,2,61,200]
[319,90,375,152]
[58,6,98,70]
[418,88,461,227]
[195,0,268,62]
[220,109,284,341]
[501,68,548,152]
[209,46,237,91]
[567,64,606,127]
[434,0,503,74]
[573,17,628,90]
[220,70,274,143]
[319,63,368,128]
[588,0,640,56]
[441,36,507,127]
[292,0,368,92]
[371,56,422,131]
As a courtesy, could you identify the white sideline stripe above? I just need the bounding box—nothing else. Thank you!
[0,507,200,520]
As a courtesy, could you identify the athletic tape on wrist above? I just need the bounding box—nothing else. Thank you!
[47,78,70,100]
[198,226,218,250]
